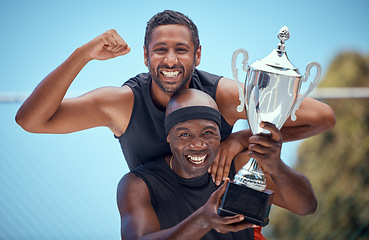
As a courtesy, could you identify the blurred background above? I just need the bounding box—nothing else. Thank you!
[1,0,368,239]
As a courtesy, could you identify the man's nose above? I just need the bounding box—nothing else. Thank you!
[164,50,179,66]
[189,137,206,149]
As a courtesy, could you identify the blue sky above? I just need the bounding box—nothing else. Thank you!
[1,0,368,239]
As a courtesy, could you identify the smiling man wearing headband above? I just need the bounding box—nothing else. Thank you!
[117,89,317,240]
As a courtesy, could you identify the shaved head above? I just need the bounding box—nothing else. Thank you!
[166,89,218,116]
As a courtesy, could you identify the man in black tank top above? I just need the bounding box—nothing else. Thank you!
[117,89,317,240]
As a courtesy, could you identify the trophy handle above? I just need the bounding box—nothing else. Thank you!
[231,48,249,112]
[290,61,322,121]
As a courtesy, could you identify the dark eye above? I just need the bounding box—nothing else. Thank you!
[203,131,214,136]
[179,132,190,137]
[154,48,167,53]
[176,48,188,53]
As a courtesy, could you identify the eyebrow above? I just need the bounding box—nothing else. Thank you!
[152,42,190,48]
[174,125,218,132]
[174,127,190,132]
[202,126,218,131]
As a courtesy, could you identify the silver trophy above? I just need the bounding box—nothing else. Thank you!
[218,26,322,226]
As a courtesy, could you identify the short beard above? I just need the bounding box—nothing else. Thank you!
[149,62,195,94]
[153,75,189,93]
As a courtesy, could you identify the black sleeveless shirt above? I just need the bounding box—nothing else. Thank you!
[116,69,233,170]
[131,157,254,240]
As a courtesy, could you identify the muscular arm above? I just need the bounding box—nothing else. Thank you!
[117,174,253,240]
[15,30,132,136]
[281,96,336,141]
[234,122,317,216]
[265,163,317,215]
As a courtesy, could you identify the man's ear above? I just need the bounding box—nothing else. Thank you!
[195,45,201,66]
[144,46,148,67]
[167,135,170,143]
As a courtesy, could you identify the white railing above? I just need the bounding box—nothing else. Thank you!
[1,88,369,103]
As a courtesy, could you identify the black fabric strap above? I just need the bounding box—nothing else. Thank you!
[164,106,221,135]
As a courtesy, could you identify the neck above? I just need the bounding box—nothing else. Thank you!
[150,84,173,110]
[165,155,173,168]
[149,78,191,110]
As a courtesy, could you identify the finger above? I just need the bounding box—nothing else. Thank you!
[250,134,280,148]
[111,32,129,53]
[215,216,257,233]
[121,45,131,55]
[260,122,282,142]
[248,150,267,161]
[210,153,220,181]
[225,222,259,233]
[249,138,275,153]
[103,34,118,52]
[108,40,130,57]
[214,215,245,231]
[102,30,119,47]
[222,156,232,181]
[114,45,131,57]
[215,154,226,186]
[102,30,130,56]
[248,142,271,154]
[104,29,120,50]
[110,31,125,47]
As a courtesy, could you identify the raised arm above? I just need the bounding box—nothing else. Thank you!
[15,29,132,136]
[234,122,317,216]
[117,174,255,240]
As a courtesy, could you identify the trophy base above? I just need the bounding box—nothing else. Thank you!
[217,181,274,227]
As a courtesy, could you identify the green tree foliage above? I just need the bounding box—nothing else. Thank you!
[266,52,369,240]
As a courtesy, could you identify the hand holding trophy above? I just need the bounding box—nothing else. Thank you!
[218,26,322,226]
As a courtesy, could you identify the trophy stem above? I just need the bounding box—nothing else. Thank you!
[234,158,267,191]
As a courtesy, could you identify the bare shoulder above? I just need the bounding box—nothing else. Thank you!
[216,77,240,99]
[216,77,246,125]
[118,172,161,239]
[117,172,149,204]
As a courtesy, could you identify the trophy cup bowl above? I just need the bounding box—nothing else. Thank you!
[218,26,322,226]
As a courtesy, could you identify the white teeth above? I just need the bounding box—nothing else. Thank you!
[162,70,180,77]
[187,155,207,165]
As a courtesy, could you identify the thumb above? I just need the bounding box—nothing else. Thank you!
[212,178,230,201]
[112,46,131,58]
[119,46,131,55]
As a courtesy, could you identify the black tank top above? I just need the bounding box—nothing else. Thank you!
[116,69,233,170]
[131,157,254,240]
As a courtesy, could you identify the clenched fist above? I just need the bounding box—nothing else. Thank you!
[80,29,131,61]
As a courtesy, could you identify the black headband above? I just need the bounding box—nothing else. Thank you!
[164,106,221,135]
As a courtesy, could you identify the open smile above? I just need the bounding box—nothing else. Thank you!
[185,154,208,165]
[160,70,181,78]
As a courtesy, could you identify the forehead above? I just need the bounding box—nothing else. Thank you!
[173,119,219,131]
[149,24,194,49]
